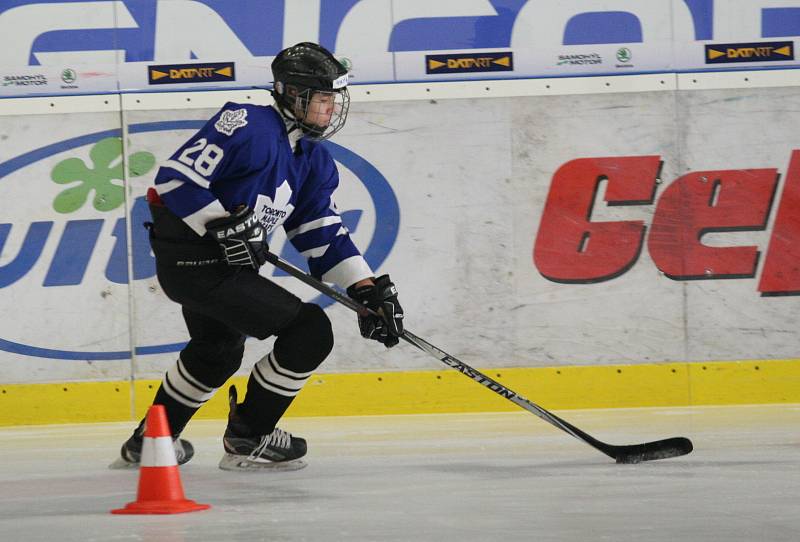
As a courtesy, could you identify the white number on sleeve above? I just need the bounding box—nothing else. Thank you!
[177,138,225,177]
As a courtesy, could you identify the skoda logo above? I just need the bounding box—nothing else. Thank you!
[61,68,77,84]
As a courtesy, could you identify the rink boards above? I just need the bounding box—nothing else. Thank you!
[0,72,799,424]
[3,1,800,95]
[1,358,800,425]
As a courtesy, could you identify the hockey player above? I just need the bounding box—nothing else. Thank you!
[112,42,404,471]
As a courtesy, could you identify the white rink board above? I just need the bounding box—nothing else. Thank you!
[2,0,800,96]
[336,90,800,367]
[0,110,132,382]
[1,86,799,384]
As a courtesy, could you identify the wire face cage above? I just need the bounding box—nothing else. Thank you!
[293,87,350,141]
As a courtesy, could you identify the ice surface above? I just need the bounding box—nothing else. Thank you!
[0,405,798,541]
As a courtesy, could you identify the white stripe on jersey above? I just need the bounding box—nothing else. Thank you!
[155,179,185,195]
[300,245,329,259]
[183,199,227,236]
[162,160,211,189]
[300,226,350,259]
[286,216,342,239]
[321,255,373,289]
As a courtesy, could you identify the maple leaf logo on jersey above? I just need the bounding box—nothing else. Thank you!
[256,180,295,234]
[214,108,248,136]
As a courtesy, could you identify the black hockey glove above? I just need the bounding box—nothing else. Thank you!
[347,274,404,348]
[205,207,267,269]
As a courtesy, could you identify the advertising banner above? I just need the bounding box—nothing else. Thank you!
[521,88,800,364]
[3,1,800,97]
[0,110,133,382]
[2,86,799,386]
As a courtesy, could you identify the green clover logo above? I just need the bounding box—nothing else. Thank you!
[50,137,156,214]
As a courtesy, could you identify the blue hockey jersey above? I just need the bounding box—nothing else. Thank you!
[153,102,373,288]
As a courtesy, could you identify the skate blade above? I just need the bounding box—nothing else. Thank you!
[108,457,139,470]
[218,453,308,472]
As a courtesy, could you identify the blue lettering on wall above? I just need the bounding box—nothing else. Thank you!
[24,0,284,64]
[105,216,128,284]
[319,0,361,52]
[0,222,51,288]
[683,0,713,41]
[563,12,642,45]
[389,0,526,51]
[44,219,103,286]
[762,8,800,37]
[27,1,156,65]
[193,0,283,57]
[105,196,155,284]
[7,0,797,72]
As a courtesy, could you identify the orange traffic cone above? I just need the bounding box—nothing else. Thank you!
[112,405,210,514]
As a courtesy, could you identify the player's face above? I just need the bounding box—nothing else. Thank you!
[302,92,335,127]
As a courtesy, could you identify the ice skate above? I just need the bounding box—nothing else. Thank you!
[108,425,195,469]
[218,385,308,472]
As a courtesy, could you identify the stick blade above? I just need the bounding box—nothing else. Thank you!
[613,437,693,464]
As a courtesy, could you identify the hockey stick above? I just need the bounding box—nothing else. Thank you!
[263,251,693,464]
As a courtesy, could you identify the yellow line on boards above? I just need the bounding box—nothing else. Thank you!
[0,359,798,426]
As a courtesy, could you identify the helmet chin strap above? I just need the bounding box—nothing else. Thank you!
[273,99,305,150]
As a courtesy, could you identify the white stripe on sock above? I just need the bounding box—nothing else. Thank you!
[251,351,311,395]
[251,369,300,397]
[177,358,214,393]
[162,359,217,408]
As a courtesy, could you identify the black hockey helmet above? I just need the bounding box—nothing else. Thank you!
[271,42,350,141]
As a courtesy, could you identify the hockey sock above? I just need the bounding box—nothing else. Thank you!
[152,357,219,436]
[237,351,310,435]
[236,303,333,434]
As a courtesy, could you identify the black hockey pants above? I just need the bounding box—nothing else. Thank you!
[143,203,334,436]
